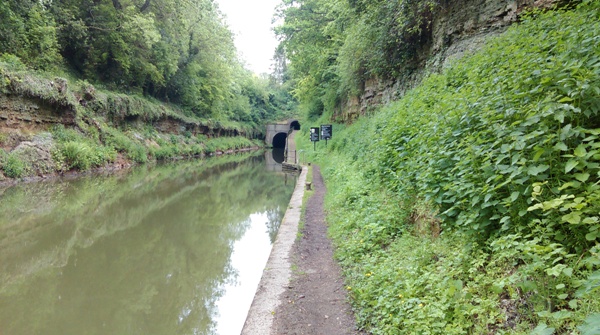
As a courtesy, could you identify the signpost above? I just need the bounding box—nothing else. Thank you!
[320,124,332,146]
[310,127,319,150]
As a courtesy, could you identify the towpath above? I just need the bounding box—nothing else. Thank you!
[270,164,365,334]
[242,129,365,334]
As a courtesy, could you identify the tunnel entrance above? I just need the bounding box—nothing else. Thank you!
[272,132,288,148]
[290,120,301,130]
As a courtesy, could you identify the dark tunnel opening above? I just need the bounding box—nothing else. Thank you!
[272,132,288,148]
[290,120,301,130]
[272,148,285,163]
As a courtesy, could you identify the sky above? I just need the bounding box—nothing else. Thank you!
[215,0,281,75]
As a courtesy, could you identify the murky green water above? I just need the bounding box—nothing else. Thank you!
[0,152,296,335]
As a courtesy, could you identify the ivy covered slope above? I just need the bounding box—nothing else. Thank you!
[0,0,296,180]
[299,2,600,334]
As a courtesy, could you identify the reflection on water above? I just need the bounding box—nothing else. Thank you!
[265,148,287,173]
[214,213,271,334]
[0,153,296,335]
[272,148,285,164]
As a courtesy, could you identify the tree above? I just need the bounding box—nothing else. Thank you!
[273,0,438,118]
[0,0,61,70]
[1,0,293,124]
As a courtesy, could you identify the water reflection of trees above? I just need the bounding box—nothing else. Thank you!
[266,207,286,243]
[0,152,295,335]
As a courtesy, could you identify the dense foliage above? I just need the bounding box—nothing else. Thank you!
[0,0,300,178]
[0,0,295,123]
[0,66,269,178]
[274,0,437,119]
[297,1,600,333]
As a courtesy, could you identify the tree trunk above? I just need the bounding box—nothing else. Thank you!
[112,0,122,10]
[140,0,151,12]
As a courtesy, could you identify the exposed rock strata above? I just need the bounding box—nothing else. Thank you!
[341,0,560,121]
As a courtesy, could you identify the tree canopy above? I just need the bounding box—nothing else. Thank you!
[0,0,295,124]
[273,0,437,119]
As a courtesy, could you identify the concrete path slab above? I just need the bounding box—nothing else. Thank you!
[241,165,307,335]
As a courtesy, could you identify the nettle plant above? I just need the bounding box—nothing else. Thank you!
[370,2,600,328]
[380,2,600,252]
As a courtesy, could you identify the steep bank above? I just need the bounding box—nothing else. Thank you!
[0,67,265,182]
[341,0,561,120]
[294,2,600,334]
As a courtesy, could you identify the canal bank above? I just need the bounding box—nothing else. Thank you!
[241,164,307,334]
[0,145,264,187]
[242,163,364,334]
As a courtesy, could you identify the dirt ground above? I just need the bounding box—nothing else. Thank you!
[271,165,366,335]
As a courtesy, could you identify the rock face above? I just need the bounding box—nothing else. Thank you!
[11,133,57,176]
[340,0,558,121]
[0,89,245,156]
[0,94,75,166]
[0,95,76,130]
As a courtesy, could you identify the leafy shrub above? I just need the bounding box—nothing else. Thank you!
[0,54,27,71]
[377,3,600,251]
[204,141,216,154]
[102,127,134,152]
[126,144,148,164]
[153,145,178,160]
[96,146,117,164]
[1,151,28,178]
[51,124,84,143]
[56,141,116,171]
[300,2,600,333]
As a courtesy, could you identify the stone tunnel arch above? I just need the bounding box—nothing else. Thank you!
[272,132,288,148]
[266,120,300,147]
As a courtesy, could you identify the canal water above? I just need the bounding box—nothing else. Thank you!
[0,152,296,335]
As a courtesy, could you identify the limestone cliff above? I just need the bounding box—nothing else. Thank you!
[340,0,559,121]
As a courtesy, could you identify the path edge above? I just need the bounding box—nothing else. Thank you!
[241,166,307,335]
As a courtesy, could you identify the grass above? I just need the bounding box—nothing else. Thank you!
[0,150,28,178]
[290,263,306,276]
[0,111,264,179]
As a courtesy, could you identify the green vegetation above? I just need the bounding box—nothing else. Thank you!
[0,150,27,178]
[275,0,437,119]
[0,0,296,121]
[0,0,298,179]
[296,2,600,334]
[0,52,289,178]
[51,125,117,170]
